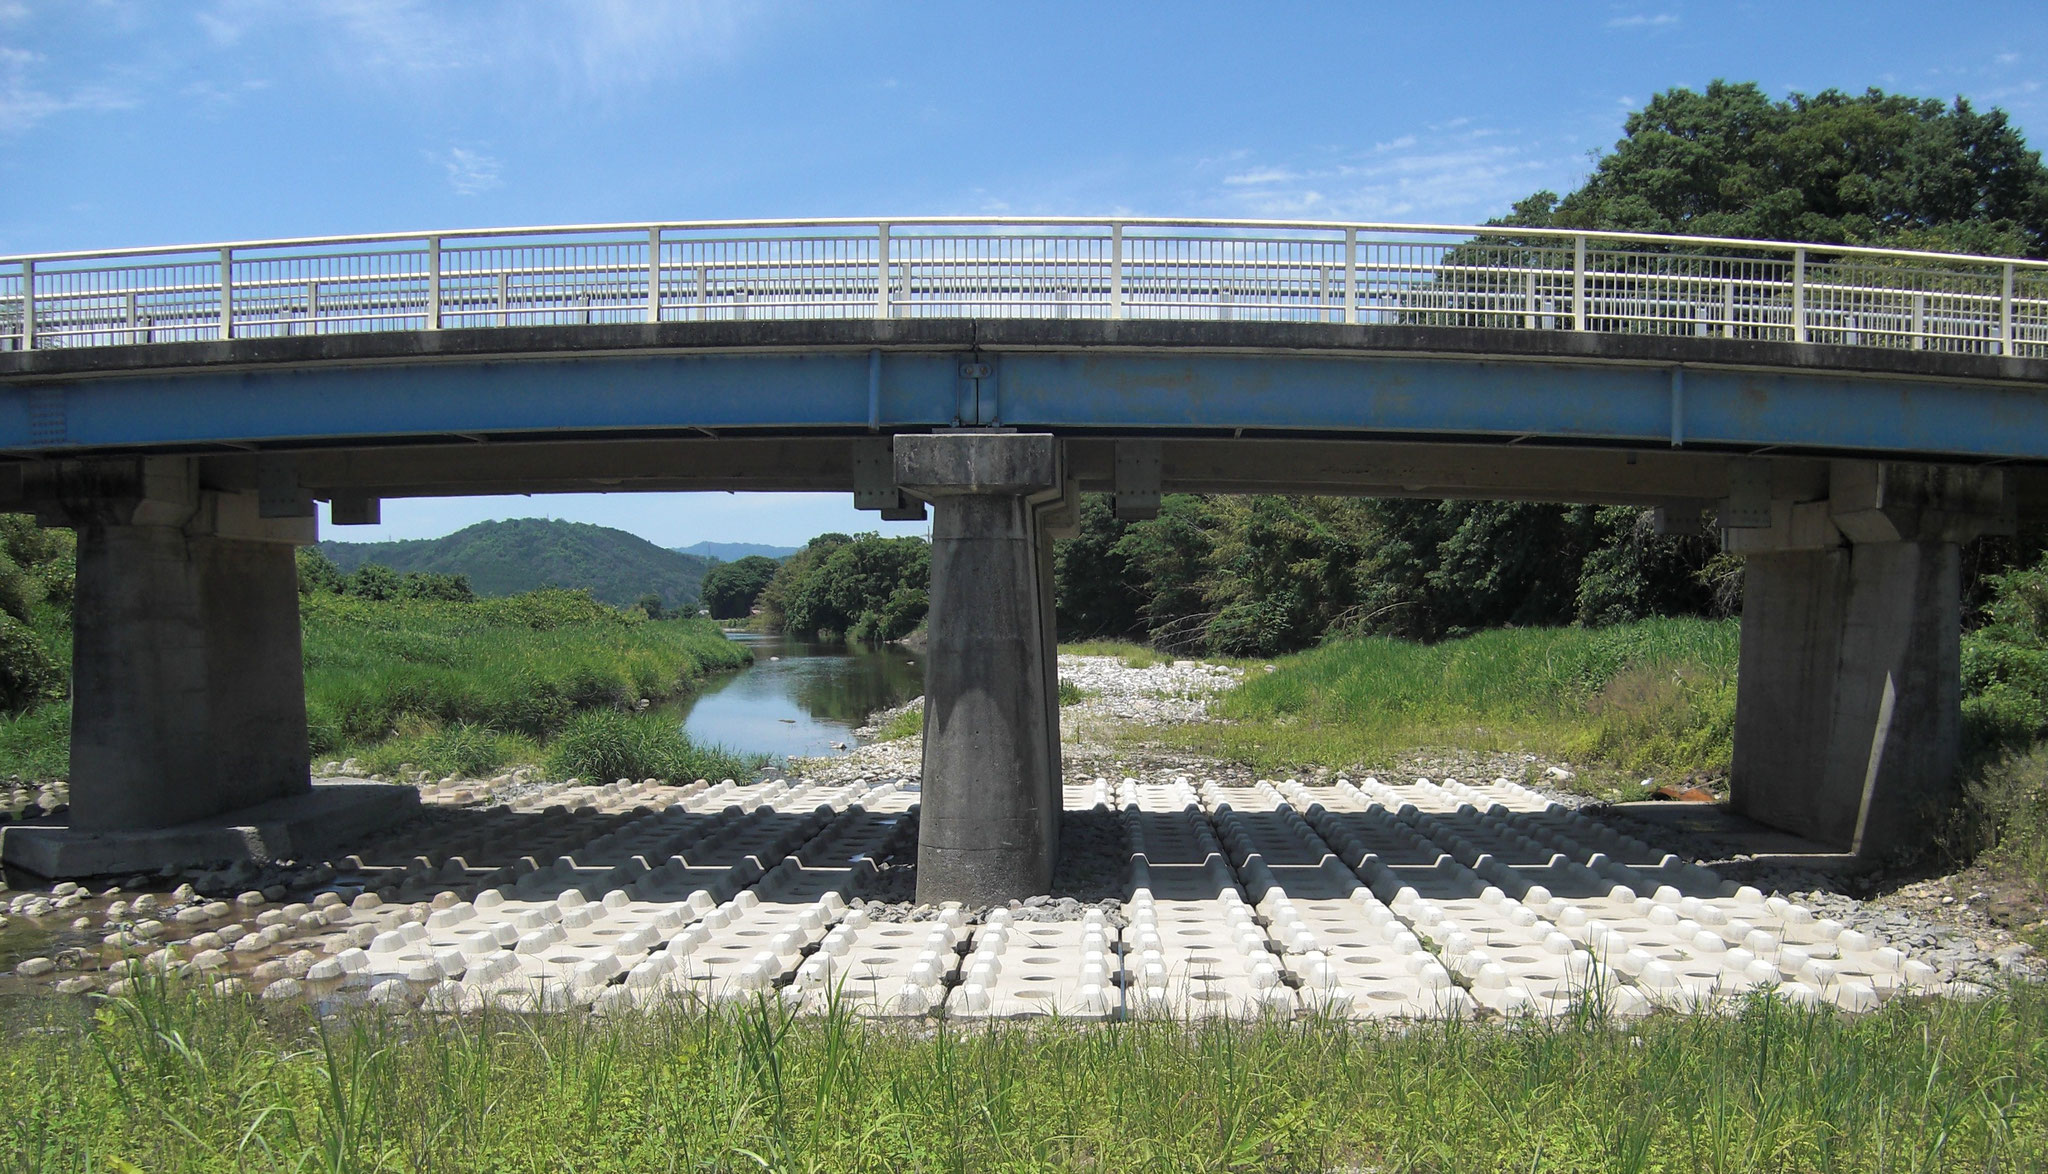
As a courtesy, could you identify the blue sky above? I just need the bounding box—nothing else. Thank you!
[4,0,2044,548]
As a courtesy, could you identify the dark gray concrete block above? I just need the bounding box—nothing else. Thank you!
[0,781,418,878]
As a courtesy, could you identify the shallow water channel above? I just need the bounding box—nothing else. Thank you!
[673,631,925,763]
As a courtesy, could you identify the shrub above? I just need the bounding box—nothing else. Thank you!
[543,710,755,783]
[0,613,60,714]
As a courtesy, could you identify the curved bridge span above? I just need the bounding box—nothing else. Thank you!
[4,218,2047,891]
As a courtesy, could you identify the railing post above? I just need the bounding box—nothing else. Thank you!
[1791,248,1807,343]
[2000,262,2015,356]
[124,290,138,345]
[647,228,663,325]
[876,222,892,319]
[1343,227,1357,325]
[219,248,233,340]
[1109,223,1125,320]
[19,259,33,350]
[1571,236,1586,330]
[426,236,442,330]
[1912,291,1926,350]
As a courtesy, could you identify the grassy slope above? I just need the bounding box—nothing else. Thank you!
[1162,617,1737,784]
[322,518,714,609]
[0,591,755,784]
[6,981,2044,1171]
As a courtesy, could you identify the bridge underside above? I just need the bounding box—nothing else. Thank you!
[2,320,2043,885]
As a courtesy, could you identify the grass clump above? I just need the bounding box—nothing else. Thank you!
[871,706,923,742]
[10,980,2048,1170]
[1169,616,1737,778]
[342,718,542,780]
[543,709,755,783]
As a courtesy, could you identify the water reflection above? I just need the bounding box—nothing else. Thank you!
[675,631,924,762]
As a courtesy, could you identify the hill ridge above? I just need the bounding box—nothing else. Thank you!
[322,518,712,609]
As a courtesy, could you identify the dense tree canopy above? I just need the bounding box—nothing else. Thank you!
[758,533,930,644]
[700,555,781,620]
[1501,81,2048,257]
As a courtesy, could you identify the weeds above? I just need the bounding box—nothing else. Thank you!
[4,981,2044,1170]
[870,707,923,743]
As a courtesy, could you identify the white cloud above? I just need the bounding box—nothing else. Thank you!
[1606,12,1679,29]
[1200,127,1571,224]
[0,43,135,134]
[196,0,777,96]
[1223,167,1301,187]
[435,146,502,196]
[0,2,28,22]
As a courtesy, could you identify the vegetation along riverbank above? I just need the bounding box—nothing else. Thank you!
[0,543,757,789]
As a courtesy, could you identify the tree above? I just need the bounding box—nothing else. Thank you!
[1500,81,2048,257]
[635,593,666,620]
[296,548,347,596]
[343,563,401,601]
[782,534,930,643]
[700,555,780,620]
[398,571,475,602]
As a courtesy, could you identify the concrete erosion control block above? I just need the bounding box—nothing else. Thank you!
[0,781,420,878]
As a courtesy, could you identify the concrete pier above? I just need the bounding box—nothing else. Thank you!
[897,431,1066,904]
[2,458,415,877]
[1725,461,2006,856]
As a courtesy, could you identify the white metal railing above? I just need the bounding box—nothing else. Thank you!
[2,217,2045,358]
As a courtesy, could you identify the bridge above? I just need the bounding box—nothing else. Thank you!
[3,216,2046,895]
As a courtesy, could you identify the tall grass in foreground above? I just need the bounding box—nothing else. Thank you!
[7,980,2045,1171]
[1166,617,1739,777]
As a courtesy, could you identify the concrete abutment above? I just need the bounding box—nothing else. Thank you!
[1725,460,2007,857]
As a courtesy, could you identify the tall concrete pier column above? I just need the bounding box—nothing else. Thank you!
[0,457,420,878]
[56,459,317,832]
[897,431,1065,904]
[1725,461,2006,856]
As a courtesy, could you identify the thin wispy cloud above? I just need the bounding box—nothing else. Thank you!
[0,44,134,134]
[1607,12,1679,30]
[1201,127,1572,223]
[197,0,778,97]
[435,146,502,196]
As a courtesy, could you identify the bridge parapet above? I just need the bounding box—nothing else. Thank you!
[6,217,2045,359]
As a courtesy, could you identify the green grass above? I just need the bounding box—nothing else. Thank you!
[1059,640,1176,669]
[542,709,757,783]
[1165,617,1739,780]
[6,979,2046,1171]
[303,591,750,755]
[0,590,754,783]
[870,706,923,743]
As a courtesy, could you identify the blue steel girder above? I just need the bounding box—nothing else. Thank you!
[3,340,2047,463]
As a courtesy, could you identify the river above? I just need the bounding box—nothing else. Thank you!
[674,630,925,762]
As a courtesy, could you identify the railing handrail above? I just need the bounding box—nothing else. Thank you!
[6,215,2048,272]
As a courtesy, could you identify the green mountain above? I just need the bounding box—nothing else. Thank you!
[322,519,714,609]
[676,541,799,561]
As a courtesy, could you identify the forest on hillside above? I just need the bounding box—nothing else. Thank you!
[321,518,714,610]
